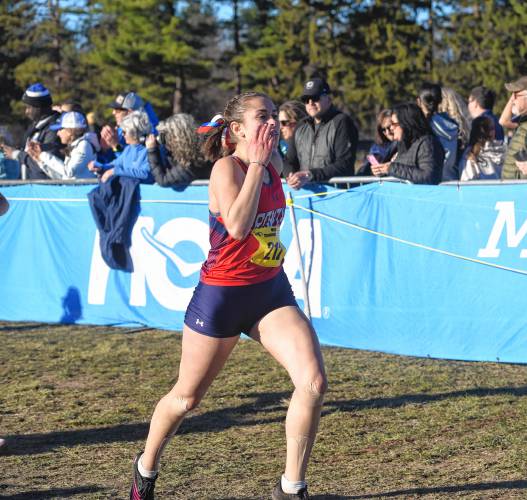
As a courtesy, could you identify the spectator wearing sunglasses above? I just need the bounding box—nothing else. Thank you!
[371,102,444,184]
[278,100,307,157]
[284,77,358,189]
[356,109,397,176]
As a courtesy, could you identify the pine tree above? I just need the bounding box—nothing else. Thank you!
[81,0,216,119]
[437,0,527,110]
[11,0,82,115]
[0,1,43,121]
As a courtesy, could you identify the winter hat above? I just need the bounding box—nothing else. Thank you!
[22,83,53,108]
[108,92,144,111]
[50,111,87,131]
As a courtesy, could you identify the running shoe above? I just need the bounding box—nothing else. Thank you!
[130,451,158,500]
[271,480,309,499]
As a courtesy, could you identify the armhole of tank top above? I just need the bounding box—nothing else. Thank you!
[230,155,248,174]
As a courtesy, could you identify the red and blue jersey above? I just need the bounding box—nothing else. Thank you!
[200,156,286,286]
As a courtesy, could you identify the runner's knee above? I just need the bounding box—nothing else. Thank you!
[298,375,327,406]
[167,393,198,416]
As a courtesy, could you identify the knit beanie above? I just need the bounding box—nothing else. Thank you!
[22,83,53,108]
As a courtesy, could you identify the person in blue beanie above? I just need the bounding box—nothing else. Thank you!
[0,83,62,179]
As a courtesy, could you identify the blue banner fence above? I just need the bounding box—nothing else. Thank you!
[1,180,527,363]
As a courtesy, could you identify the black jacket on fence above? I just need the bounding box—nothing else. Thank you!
[19,111,63,179]
[283,105,358,181]
[147,146,210,186]
[88,176,140,272]
[388,134,445,185]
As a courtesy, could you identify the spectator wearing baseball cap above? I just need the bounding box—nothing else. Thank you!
[500,76,527,179]
[89,110,154,184]
[97,91,144,162]
[26,111,100,180]
[0,83,63,179]
[284,77,358,189]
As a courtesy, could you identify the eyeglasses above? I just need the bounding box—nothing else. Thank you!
[390,122,401,129]
[381,126,392,132]
[301,94,326,104]
[280,120,295,127]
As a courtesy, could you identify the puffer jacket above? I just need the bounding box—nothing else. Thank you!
[459,141,506,181]
[147,146,210,186]
[389,134,444,184]
[283,105,358,181]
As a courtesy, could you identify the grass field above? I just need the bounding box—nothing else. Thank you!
[1,322,527,499]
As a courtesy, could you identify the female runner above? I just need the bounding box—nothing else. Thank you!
[130,92,327,500]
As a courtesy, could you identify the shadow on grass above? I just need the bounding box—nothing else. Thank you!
[344,479,527,498]
[0,323,50,332]
[324,384,527,415]
[3,390,289,456]
[5,384,527,457]
[0,485,106,499]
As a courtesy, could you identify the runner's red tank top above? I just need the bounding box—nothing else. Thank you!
[200,156,286,286]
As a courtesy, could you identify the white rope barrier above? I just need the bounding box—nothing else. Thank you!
[288,201,527,276]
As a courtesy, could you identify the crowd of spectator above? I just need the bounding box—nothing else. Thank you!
[2,76,527,186]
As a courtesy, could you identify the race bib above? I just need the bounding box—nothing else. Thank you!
[250,226,286,267]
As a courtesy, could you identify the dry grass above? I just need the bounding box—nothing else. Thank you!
[1,322,527,499]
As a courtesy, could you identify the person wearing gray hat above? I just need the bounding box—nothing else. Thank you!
[0,83,63,179]
[500,76,527,179]
[283,77,358,189]
[98,92,145,162]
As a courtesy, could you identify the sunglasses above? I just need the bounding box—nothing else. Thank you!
[280,120,295,127]
[301,94,326,104]
[381,126,392,132]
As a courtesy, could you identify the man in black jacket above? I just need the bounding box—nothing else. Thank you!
[1,83,62,179]
[284,77,358,189]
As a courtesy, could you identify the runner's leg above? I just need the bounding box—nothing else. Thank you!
[250,306,327,483]
[141,326,239,471]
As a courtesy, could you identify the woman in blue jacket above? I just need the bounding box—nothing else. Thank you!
[88,111,154,183]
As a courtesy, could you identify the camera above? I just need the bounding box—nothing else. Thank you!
[156,132,166,146]
[513,149,527,162]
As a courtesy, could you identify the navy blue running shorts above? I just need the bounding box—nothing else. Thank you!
[184,269,298,338]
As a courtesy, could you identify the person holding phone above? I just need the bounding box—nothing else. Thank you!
[356,109,397,176]
[129,92,327,500]
[1,83,62,179]
[371,102,444,184]
[501,76,527,179]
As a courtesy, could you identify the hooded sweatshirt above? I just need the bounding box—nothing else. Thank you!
[431,112,459,181]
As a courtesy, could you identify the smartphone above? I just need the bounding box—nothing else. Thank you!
[367,154,379,166]
[513,149,527,162]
